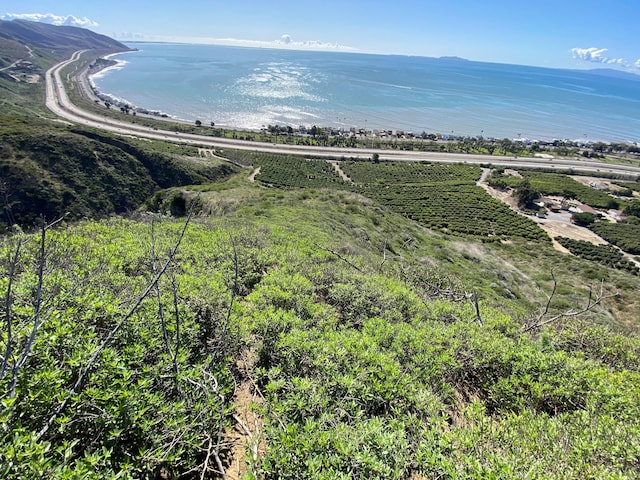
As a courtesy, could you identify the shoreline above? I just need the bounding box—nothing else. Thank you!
[47,52,640,178]
[83,56,180,122]
[83,52,640,147]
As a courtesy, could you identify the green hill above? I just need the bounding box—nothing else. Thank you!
[0,37,29,68]
[0,20,188,228]
[0,117,238,229]
[1,184,640,479]
[0,19,128,61]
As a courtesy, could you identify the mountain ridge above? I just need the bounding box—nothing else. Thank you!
[0,18,130,61]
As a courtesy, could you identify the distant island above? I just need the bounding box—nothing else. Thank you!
[584,67,640,80]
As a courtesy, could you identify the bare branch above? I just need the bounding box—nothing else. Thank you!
[408,264,484,325]
[9,221,47,397]
[0,237,23,381]
[521,277,618,334]
[37,208,194,439]
[233,414,253,438]
[540,270,557,320]
[201,434,225,480]
[315,243,363,273]
[150,219,174,366]
[209,233,238,369]
[472,291,483,327]
[170,272,180,376]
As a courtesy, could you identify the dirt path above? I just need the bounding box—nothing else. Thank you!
[198,148,217,158]
[0,44,33,73]
[476,167,491,186]
[328,160,352,182]
[197,148,253,170]
[248,167,261,183]
[225,349,266,479]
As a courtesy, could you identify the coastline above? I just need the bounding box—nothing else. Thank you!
[47,52,640,177]
[81,50,640,146]
[82,58,115,102]
[82,55,179,122]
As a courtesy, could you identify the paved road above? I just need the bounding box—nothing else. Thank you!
[0,44,34,74]
[46,51,640,177]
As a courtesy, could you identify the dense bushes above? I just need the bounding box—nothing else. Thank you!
[250,286,640,478]
[0,218,239,478]
[0,122,236,229]
[556,236,639,274]
[571,212,596,226]
[2,181,640,479]
[589,220,640,255]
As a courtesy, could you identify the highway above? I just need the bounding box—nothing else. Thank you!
[46,51,640,177]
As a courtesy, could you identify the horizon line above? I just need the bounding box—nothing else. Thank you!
[115,38,640,77]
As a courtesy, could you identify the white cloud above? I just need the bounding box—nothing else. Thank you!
[571,47,630,67]
[116,32,356,52]
[571,47,608,62]
[113,32,146,41]
[272,34,353,51]
[1,13,99,28]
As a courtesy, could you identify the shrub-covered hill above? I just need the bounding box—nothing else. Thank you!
[1,187,639,479]
[0,118,237,229]
[0,19,129,62]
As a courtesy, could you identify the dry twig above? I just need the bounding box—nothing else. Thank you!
[521,272,618,333]
[37,209,194,439]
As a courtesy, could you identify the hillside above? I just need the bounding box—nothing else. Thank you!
[0,36,29,68]
[1,186,639,478]
[0,19,129,61]
[0,117,238,229]
[0,19,129,119]
[0,20,236,230]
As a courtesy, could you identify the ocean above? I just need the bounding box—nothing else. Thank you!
[92,42,640,143]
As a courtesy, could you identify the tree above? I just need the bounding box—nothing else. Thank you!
[499,138,513,155]
[372,153,380,163]
[624,199,640,218]
[515,178,539,208]
[488,175,508,190]
[571,212,596,226]
[195,120,202,127]
[606,198,620,210]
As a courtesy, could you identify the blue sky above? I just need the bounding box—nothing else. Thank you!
[2,0,639,70]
